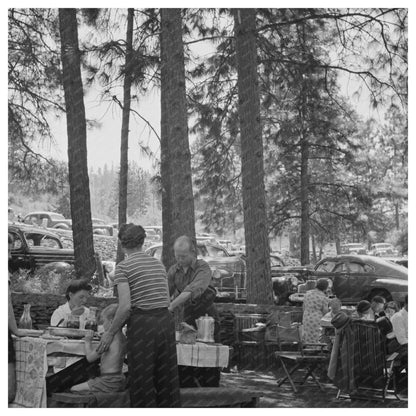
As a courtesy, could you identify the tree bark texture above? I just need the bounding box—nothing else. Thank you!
[234,9,273,304]
[160,8,196,270]
[116,7,134,264]
[58,9,95,278]
[300,127,310,265]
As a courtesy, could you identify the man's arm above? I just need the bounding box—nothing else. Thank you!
[168,261,212,312]
[168,291,191,312]
[181,262,212,299]
[96,282,131,353]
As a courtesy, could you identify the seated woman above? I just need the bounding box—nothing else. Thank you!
[302,278,329,344]
[50,279,92,327]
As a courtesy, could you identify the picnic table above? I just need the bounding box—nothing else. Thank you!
[11,334,230,408]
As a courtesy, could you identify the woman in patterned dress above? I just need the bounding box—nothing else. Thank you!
[302,278,330,343]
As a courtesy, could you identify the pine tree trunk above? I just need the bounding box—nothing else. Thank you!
[311,233,316,263]
[395,202,400,230]
[59,9,95,278]
[116,7,134,264]
[300,127,310,265]
[234,9,273,305]
[160,8,196,270]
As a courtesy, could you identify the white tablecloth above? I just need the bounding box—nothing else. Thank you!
[12,336,230,408]
[12,337,48,408]
[176,342,230,368]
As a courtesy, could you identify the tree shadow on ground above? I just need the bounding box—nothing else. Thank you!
[220,369,407,408]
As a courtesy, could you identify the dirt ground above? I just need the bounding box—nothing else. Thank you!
[220,369,408,408]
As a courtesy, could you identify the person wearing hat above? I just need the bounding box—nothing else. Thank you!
[302,278,330,343]
[50,278,92,327]
[97,223,180,407]
[352,300,374,321]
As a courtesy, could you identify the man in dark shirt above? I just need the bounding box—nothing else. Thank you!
[167,235,220,341]
[167,235,222,388]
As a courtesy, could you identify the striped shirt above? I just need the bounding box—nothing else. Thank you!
[114,251,170,310]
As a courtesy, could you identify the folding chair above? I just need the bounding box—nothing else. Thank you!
[264,310,303,348]
[272,319,329,393]
[335,320,403,402]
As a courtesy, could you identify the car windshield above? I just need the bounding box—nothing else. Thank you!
[24,232,62,248]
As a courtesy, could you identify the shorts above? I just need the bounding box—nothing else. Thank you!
[87,373,126,393]
[8,330,15,363]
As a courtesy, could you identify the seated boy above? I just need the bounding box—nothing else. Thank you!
[70,303,127,393]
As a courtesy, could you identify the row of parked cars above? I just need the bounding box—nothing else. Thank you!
[9,222,408,307]
[341,242,400,257]
[20,211,115,236]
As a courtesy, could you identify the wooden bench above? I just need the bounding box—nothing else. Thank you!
[48,391,130,408]
[180,387,262,407]
[49,387,262,408]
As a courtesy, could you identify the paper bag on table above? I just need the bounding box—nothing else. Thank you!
[179,322,197,344]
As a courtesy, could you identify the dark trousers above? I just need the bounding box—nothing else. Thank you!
[127,308,181,408]
[46,357,100,394]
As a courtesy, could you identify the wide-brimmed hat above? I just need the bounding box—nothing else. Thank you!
[331,311,351,330]
[356,300,371,315]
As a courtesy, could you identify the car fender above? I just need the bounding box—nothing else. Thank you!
[369,277,408,290]
[53,223,71,230]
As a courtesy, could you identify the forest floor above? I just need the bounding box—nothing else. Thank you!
[220,368,408,408]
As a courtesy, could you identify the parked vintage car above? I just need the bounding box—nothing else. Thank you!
[143,227,161,245]
[310,254,408,304]
[384,257,408,268]
[340,243,367,255]
[368,242,399,257]
[23,211,72,229]
[23,212,114,236]
[217,239,233,250]
[8,224,75,272]
[145,242,246,300]
[271,265,312,305]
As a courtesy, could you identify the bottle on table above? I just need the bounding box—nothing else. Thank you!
[19,304,33,329]
[85,307,98,332]
[66,313,80,329]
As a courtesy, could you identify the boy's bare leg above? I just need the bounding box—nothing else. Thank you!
[70,381,91,392]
